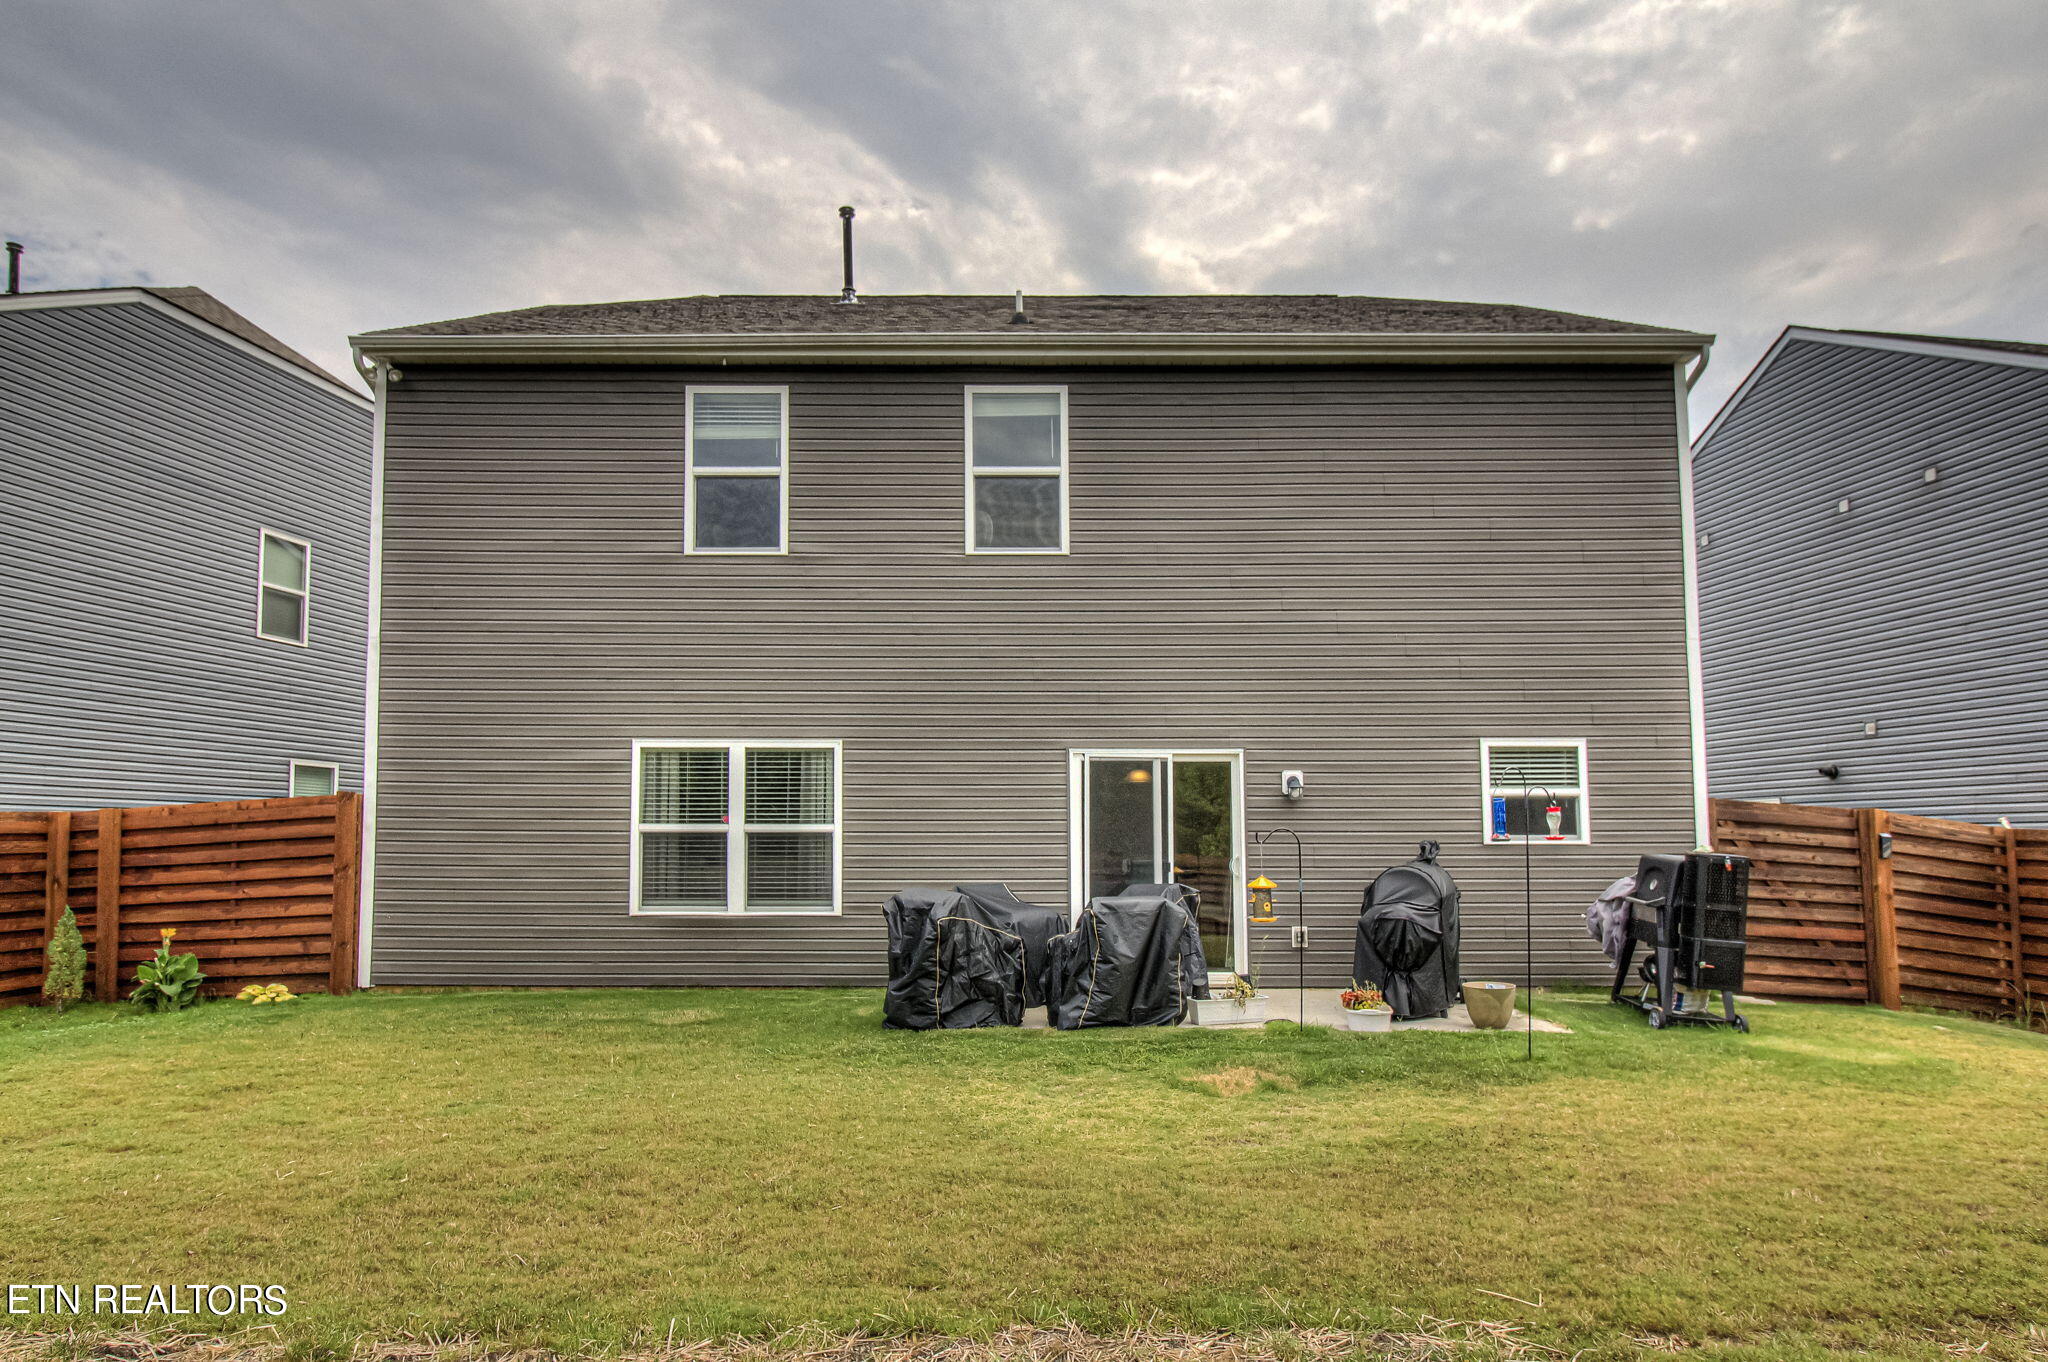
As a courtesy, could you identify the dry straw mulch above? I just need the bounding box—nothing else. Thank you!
[0,1320,1574,1362]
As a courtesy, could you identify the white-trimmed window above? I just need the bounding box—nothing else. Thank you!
[686,386,788,554]
[632,741,841,914]
[288,761,339,797]
[1481,740,1591,844]
[965,386,1067,553]
[256,529,311,644]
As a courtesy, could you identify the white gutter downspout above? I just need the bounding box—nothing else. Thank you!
[1676,346,1712,848]
[356,358,388,986]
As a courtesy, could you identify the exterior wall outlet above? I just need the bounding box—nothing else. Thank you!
[1290,924,1308,949]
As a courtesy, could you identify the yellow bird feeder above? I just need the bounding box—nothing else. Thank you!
[1247,874,1278,924]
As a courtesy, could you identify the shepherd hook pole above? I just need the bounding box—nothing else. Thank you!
[1512,775,1554,1063]
[1254,828,1306,1030]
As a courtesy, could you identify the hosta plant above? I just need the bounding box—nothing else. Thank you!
[132,928,205,1013]
[237,982,298,1005]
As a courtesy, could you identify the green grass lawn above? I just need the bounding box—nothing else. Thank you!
[3,988,2047,1361]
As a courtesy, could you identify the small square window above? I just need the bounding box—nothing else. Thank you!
[288,761,338,797]
[1481,740,1591,845]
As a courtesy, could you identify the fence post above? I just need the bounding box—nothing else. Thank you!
[2001,824,2026,1018]
[95,807,122,1003]
[328,792,362,996]
[1857,807,1901,1010]
[41,812,72,986]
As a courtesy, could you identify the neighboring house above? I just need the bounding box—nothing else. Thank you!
[1695,327,2048,826]
[1,283,373,810]
[349,292,1712,990]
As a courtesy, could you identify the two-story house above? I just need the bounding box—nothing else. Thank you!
[2,275,373,810]
[1695,326,2048,826]
[349,291,1712,990]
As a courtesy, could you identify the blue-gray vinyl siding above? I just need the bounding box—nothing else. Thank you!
[1696,337,2048,825]
[0,299,372,810]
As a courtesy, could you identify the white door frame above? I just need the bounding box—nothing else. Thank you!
[1066,748,1247,977]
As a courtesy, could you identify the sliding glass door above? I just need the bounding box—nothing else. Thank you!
[1075,751,1244,976]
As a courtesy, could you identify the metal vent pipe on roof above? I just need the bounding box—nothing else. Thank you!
[836,206,858,304]
[4,242,20,295]
[1011,289,1028,324]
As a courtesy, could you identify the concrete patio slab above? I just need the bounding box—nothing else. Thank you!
[1021,988,1572,1033]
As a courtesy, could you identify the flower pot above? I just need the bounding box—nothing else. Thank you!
[1342,1006,1393,1033]
[1464,981,1517,1030]
[1188,993,1269,1026]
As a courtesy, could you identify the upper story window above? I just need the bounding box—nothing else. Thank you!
[1482,739,1591,844]
[256,529,311,645]
[686,387,788,554]
[966,386,1067,554]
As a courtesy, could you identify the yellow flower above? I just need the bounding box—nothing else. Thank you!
[161,928,178,940]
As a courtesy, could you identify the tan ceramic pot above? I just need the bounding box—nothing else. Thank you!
[1464,981,1517,1030]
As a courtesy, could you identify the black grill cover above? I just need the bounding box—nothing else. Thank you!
[882,889,1029,1030]
[954,883,1066,1007]
[1352,842,1463,1021]
[1047,892,1210,1029]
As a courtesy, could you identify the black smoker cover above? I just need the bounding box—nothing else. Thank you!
[954,883,1066,1007]
[882,889,1029,1030]
[1352,842,1463,1020]
[1047,891,1210,1029]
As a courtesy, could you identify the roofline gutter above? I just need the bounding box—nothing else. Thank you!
[349,329,1713,369]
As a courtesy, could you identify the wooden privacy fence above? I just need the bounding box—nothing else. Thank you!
[0,794,361,1008]
[1712,798,2048,1024]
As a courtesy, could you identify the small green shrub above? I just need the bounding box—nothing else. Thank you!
[41,906,86,1012]
[131,928,204,1013]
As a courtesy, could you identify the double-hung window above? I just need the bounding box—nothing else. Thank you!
[632,741,841,914]
[256,529,311,644]
[686,387,788,553]
[1481,739,1591,844]
[966,386,1067,553]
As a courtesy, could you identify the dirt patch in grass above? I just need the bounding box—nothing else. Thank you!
[1185,1066,1299,1097]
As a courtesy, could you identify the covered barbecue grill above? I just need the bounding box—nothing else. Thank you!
[881,889,1030,1030]
[953,882,1066,1006]
[1352,842,1463,1020]
[1047,890,1210,1029]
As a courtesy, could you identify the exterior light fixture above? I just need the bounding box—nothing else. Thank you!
[1279,770,1305,800]
[1247,875,1278,924]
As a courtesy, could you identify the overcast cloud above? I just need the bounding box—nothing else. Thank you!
[3,0,2043,421]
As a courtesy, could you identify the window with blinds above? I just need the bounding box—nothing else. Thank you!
[686,387,788,553]
[967,387,1067,553]
[632,741,840,912]
[1481,740,1591,844]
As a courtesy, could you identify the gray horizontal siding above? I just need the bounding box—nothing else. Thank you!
[371,362,1696,988]
[0,300,372,810]
[1696,339,2048,825]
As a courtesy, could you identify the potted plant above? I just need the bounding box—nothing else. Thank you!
[1339,983,1393,1033]
[1188,973,1269,1026]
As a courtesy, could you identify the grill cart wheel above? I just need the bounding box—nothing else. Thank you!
[1645,1006,1668,1029]
[1732,1014,1750,1033]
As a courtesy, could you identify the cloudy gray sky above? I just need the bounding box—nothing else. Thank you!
[3,0,2043,422]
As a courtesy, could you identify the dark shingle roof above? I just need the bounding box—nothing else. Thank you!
[14,284,345,386]
[366,293,1688,339]
[1834,328,2048,360]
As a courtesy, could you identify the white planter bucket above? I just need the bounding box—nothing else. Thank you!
[1189,993,1269,1026]
[1342,1007,1393,1033]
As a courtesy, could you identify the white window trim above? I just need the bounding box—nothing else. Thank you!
[684,385,791,556]
[629,738,843,916]
[288,760,341,798]
[1066,747,1247,982]
[964,384,1070,555]
[255,527,312,646]
[1479,738,1592,845]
